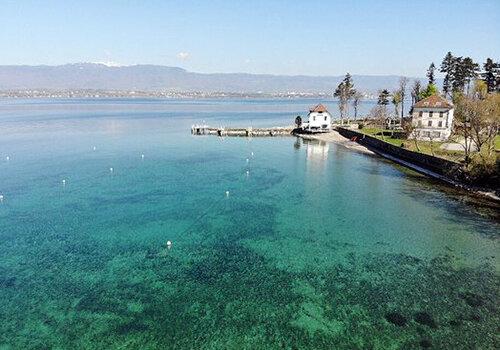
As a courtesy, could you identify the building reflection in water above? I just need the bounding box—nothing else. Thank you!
[294,137,331,213]
[305,139,329,161]
[295,137,330,177]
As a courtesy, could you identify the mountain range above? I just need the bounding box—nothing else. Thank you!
[0,63,431,93]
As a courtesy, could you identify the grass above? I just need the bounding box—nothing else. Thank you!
[495,135,500,151]
[357,127,465,162]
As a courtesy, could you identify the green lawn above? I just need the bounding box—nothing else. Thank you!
[357,127,465,162]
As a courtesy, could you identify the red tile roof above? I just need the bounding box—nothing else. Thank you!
[413,95,453,109]
[309,104,328,113]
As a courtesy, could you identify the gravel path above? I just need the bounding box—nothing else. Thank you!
[298,130,375,155]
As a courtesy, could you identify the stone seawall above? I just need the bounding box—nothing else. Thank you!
[336,127,462,181]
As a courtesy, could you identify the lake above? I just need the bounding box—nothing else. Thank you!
[0,98,498,349]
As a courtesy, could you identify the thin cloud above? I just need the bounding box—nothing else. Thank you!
[177,52,190,61]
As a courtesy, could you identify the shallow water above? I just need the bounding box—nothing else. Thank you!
[0,98,498,349]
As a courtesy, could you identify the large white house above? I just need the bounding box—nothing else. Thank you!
[301,104,332,133]
[410,95,454,141]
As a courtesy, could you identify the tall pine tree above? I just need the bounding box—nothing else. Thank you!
[482,58,499,93]
[440,52,455,96]
[462,57,480,94]
[426,63,436,85]
[334,73,356,122]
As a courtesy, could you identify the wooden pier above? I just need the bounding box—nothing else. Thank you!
[191,125,294,137]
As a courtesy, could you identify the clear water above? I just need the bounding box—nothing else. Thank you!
[0,98,498,349]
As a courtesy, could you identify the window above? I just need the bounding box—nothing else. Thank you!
[438,121,443,127]
[313,116,316,121]
[419,111,423,118]
[431,131,440,138]
[429,111,433,118]
[324,116,327,121]
[428,120,432,127]
[439,111,443,118]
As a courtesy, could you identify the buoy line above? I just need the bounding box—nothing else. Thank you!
[167,151,255,246]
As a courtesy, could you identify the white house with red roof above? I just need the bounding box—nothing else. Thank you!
[410,95,454,141]
[301,104,332,133]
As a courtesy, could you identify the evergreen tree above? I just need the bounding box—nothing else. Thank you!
[451,56,465,92]
[378,89,390,105]
[462,57,480,94]
[482,58,499,93]
[440,52,455,96]
[419,84,438,99]
[449,56,479,94]
[426,63,436,85]
[334,73,356,123]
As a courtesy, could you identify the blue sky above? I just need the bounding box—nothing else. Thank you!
[1,0,499,76]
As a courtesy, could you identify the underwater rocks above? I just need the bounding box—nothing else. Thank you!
[414,312,438,329]
[0,275,16,288]
[419,339,432,348]
[385,311,439,329]
[461,292,484,307]
[385,312,407,327]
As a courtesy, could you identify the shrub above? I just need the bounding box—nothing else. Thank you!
[466,150,499,184]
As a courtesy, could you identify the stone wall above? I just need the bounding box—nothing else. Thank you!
[337,127,462,180]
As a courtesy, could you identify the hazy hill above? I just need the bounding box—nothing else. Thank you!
[0,63,430,93]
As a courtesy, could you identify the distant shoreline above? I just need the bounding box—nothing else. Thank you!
[0,90,379,100]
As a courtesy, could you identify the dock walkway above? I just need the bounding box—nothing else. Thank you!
[191,125,294,137]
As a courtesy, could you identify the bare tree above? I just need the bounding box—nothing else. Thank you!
[391,91,402,137]
[469,85,500,157]
[352,91,363,121]
[454,97,476,163]
[455,81,500,165]
[411,80,421,105]
[427,132,436,156]
[392,91,402,118]
[402,118,421,152]
[369,105,387,141]
[399,77,409,121]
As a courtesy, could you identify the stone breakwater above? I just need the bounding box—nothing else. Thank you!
[191,125,294,137]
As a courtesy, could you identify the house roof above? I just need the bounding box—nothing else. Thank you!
[309,104,328,113]
[413,95,453,109]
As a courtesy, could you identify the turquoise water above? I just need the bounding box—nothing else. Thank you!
[0,98,498,349]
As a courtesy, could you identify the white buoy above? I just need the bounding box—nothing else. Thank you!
[246,170,249,175]
[109,167,114,173]
[141,154,145,159]
[6,156,10,161]
[251,152,254,157]
[93,146,97,151]
[62,179,66,185]
[0,194,3,202]
[166,240,172,248]
[246,158,249,163]
[225,190,230,197]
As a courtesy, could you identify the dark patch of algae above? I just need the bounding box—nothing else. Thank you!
[0,200,498,349]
